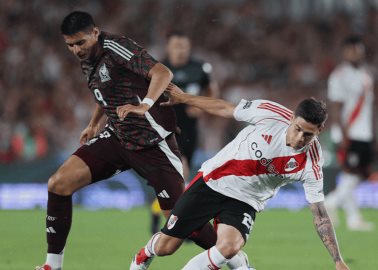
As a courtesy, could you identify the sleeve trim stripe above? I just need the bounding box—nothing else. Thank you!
[260,102,293,115]
[104,40,134,59]
[309,144,321,180]
[257,103,292,121]
[104,39,134,57]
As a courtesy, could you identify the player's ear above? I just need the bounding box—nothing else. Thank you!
[317,123,325,133]
[93,27,100,39]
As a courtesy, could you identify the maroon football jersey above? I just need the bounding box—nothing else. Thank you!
[81,32,177,150]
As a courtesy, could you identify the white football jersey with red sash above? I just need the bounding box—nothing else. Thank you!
[328,62,374,142]
[199,99,324,212]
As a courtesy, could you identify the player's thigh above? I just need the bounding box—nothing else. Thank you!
[216,198,256,244]
[129,134,185,210]
[161,176,222,239]
[73,128,130,182]
[48,155,92,194]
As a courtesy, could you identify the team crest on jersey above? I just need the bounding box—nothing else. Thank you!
[167,214,178,230]
[99,63,111,82]
[284,157,299,172]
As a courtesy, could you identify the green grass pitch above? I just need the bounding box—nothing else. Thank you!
[1,208,377,269]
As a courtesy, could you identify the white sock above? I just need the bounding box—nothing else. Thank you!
[227,252,247,269]
[46,250,64,269]
[338,173,362,225]
[182,246,228,270]
[145,232,160,257]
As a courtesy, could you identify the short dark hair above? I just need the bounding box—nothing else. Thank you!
[61,11,95,35]
[294,98,328,127]
[166,30,189,40]
[343,35,364,47]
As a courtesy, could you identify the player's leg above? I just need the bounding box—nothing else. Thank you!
[150,198,162,234]
[182,197,256,270]
[343,141,374,230]
[131,134,217,245]
[148,141,191,236]
[130,173,217,270]
[182,224,245,270]
[37,129,127,270]
[36,155,92,270]
[326,141,374,230]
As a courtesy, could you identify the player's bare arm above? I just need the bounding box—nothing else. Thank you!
[80,103,104,144]
[116,63,173,120]
[309,202,350,270]
[162,83,235,119]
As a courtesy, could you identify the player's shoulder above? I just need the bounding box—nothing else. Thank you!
[234,99,292,124]
[255,99,293,117]
[330,62,351,78]
[101,32,141,57]
[306,137,323,159]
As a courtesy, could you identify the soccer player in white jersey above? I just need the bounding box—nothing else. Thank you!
[130,84,350,270]
[325,35,376,231]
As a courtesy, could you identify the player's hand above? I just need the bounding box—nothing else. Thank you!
[160,83,185,106]
[116,103,149,121]
[335,260,350,270]
[80,124,99,145]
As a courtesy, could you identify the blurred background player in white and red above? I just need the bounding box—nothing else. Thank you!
[150,31,218,235]
[325,35,376,231]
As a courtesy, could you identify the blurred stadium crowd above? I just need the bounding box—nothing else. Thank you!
[1,0,377,163]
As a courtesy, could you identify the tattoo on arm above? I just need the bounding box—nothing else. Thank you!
[310,202,342,262]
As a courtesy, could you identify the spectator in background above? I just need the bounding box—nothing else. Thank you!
[325,35,376,231]
[150,31,218,234]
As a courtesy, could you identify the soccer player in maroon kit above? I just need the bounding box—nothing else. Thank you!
[35,11,248,270]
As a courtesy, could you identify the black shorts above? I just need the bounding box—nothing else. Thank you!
[161,174,256,242]
[73,128,185,210]
[338,140,374,177]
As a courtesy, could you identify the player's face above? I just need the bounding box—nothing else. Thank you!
[286,117,323,150]
[63,27,100,61]
[343,43,365,64]
[166,36,191,66]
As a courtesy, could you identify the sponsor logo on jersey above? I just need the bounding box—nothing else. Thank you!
[251,142,284,179]
[243,101,253,109]
[284,157,299,172]
[167,214,178,230]
[261,134,273,144]
[99,63,111,82]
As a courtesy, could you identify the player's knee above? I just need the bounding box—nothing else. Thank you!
[48,172,71,195]
[216,238,244,258]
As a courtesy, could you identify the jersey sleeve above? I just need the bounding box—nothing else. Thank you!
[105,37,158,78]
[233,99,293,124]
[301,139,324,203]
[327,69,345,102]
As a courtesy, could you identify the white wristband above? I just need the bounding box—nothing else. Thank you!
[141,98,154,108]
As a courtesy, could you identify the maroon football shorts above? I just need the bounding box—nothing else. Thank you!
[73,128,185,210]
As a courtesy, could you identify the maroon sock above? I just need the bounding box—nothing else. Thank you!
[188,222,217,249]
[46,192,72,254]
